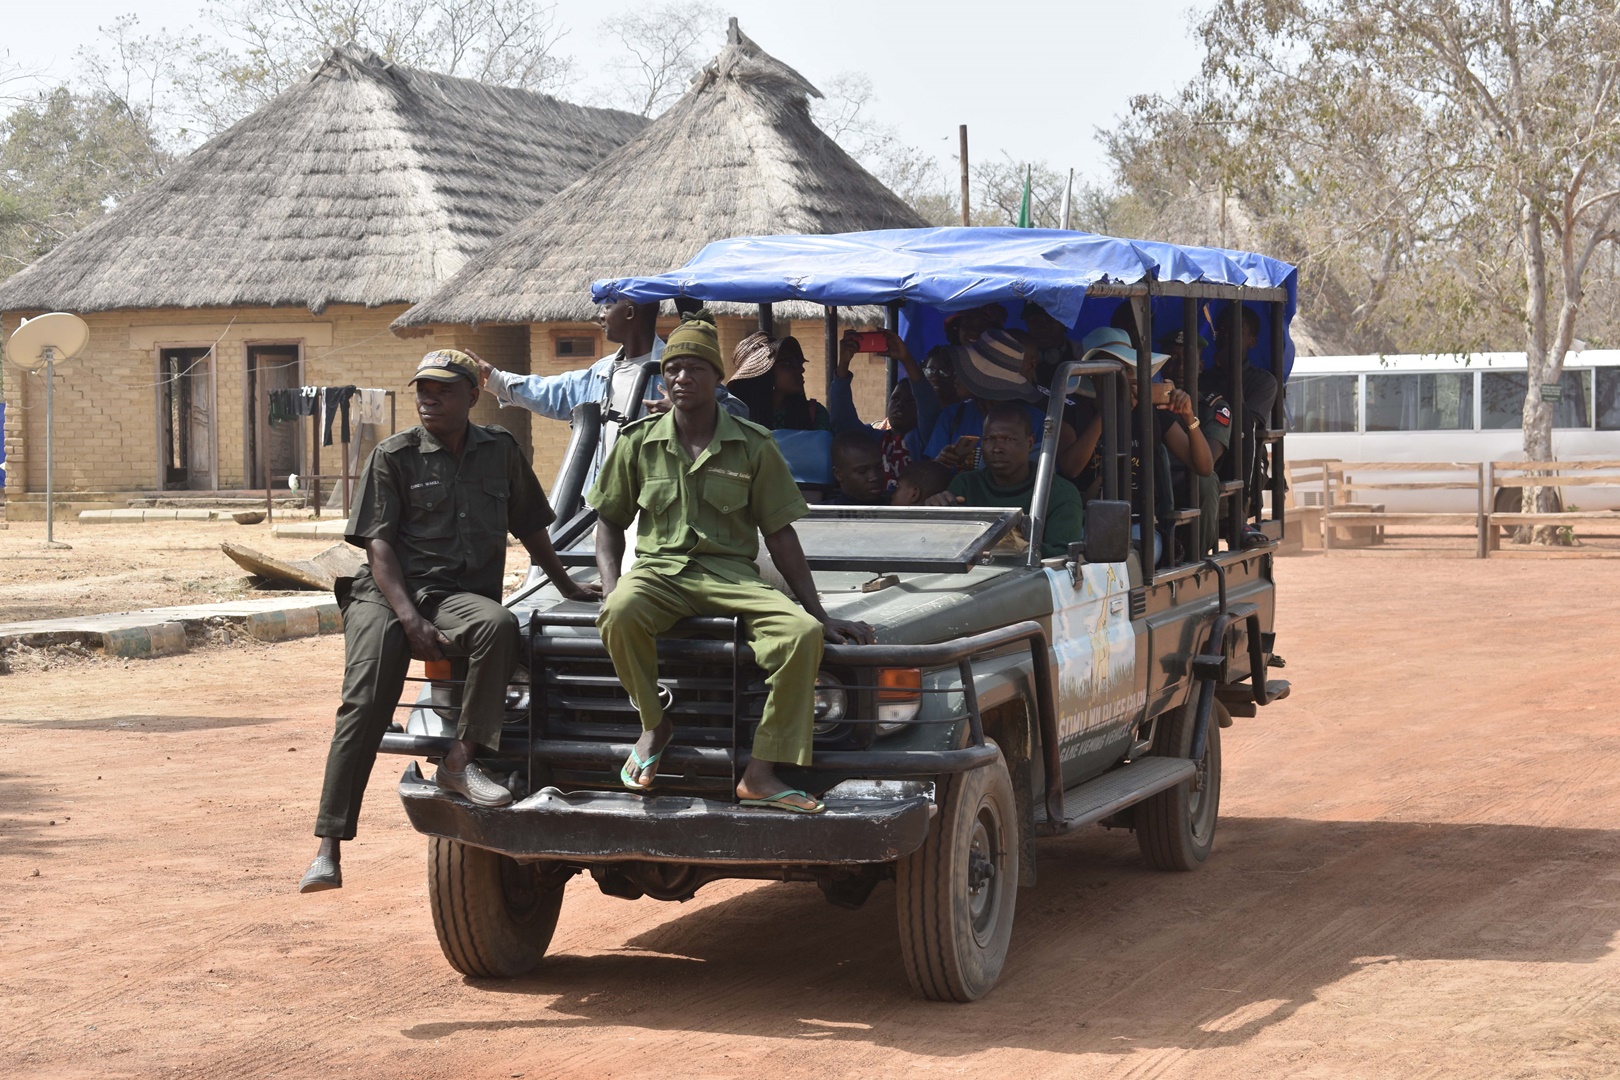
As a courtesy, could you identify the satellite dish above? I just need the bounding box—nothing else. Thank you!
[6,312,90,369]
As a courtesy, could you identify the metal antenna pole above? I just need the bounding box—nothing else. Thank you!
[43,346,68,549]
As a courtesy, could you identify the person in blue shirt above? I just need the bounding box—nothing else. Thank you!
[828,329,940,491]
[473,298,746,476]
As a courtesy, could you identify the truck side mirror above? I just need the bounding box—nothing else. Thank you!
[1083,500,1131,565]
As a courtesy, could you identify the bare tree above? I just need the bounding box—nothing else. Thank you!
[598,1,720,117]
[811,71,958,224]
[152,0,575,136]
[1186,0,1620,536]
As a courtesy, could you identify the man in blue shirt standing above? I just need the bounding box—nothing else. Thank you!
[473,299,745,480]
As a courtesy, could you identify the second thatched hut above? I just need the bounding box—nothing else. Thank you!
[395,20,928,480]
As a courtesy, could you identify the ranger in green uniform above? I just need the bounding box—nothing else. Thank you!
[589,311,874,814]
[300,350,596,893]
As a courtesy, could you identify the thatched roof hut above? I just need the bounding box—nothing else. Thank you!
[0,48,647,315]
[394,20,928,331]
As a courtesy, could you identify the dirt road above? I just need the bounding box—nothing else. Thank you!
[3,553,1619,1078]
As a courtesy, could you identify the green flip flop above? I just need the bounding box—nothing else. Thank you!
[620,745,664,791]
[739,788,825,814]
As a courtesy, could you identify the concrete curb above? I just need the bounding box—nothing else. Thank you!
[102,622,190,659]
[0,596,343,661]
[80,508,224,524]
[271,522,348,539]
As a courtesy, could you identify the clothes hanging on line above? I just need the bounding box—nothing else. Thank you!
[354,388,389,427]
[321,385,358,446]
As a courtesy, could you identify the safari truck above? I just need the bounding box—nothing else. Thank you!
[377,228,1296,1001]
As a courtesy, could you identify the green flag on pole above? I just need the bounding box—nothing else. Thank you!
[1017,165,1032,228]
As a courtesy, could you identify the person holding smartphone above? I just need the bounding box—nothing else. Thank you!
[829,328,940,489]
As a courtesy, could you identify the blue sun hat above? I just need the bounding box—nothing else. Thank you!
[1080,326,1169,376]
[953,328,1041,403]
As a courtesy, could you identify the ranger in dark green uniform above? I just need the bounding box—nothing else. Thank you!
[300,350,596,893]
[590,311,874,814]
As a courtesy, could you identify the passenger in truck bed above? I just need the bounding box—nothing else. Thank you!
[825,429,887,505]
[829,328,939,490]
[588,311,875,815]
[926,403,1086,557]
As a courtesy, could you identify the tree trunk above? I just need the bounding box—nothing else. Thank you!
[1517,200,1559,544]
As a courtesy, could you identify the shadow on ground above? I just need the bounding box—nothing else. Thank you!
[400,815,1620,1056]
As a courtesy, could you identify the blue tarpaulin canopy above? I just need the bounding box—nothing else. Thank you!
[592,227,1300,376]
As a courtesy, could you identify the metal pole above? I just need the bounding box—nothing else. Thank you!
[1059,168,1074,230]
[1134,295,1155,583]
[1226,303,1246,551]
[823,305,838,406]
[757,303,773,337]
[1183,297,1200,537]
[261,373,273,525]
[959,125,971,226]
[1269,299,1287,537]
[44,348,56,545]
[886,302,902,402]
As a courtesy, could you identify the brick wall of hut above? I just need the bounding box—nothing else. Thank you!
[2,306,529,495]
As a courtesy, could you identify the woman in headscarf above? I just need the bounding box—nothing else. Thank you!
[728,333,832,431]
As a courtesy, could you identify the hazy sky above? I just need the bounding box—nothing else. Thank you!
[9,0,1209,184]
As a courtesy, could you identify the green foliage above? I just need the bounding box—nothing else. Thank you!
[0,85,171,274]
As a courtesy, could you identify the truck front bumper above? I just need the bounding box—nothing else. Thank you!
[397,762,934,865]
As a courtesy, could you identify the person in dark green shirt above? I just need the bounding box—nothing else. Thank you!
[301,349,596,894]
[927,402,1086,557]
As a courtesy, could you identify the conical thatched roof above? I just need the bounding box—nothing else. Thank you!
[394,20,927,330]
[0,49,647,314]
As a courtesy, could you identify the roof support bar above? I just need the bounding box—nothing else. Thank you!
[1225,302,1246,552]
[823,305,839,406]
[1132,292,1157,584]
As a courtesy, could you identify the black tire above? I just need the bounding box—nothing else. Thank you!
[897,750,1019,1002]
[1135,699,1223,871]
[427,838,564,978]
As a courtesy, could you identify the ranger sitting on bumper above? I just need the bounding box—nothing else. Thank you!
[589,311,875,814]
[300,349,598,893]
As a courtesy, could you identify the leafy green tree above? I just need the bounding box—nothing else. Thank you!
[0,85,171,275]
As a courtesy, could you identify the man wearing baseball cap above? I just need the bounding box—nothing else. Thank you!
[300,349,599,893]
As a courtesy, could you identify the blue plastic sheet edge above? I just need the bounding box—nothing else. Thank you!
[592,227,1300,377]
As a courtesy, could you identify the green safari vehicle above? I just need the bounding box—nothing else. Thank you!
[379,227,1296,1001]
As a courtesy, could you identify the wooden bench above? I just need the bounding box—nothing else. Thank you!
[1322,462,1487,554]
[1483,460,1620,553]
[1281,459,1342,550]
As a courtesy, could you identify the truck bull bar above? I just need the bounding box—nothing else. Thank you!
[379,613,1065,825]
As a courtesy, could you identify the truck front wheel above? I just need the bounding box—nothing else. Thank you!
[897,750,1019,1001]
[1136,699,1224,870]
[428,837,564,978]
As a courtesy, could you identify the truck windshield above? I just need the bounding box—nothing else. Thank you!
[557,506,1022,574]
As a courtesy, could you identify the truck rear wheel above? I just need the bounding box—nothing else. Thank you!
[427,837,564,978]
[897,750,1019,1001]
[1136,700,1223,871]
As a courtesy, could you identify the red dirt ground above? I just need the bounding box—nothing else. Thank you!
[3,550,1619,1078]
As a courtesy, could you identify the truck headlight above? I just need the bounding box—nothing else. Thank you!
[813,672,847,732]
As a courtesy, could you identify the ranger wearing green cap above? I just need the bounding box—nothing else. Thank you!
[589,311,875,813]
[300,349,598,893]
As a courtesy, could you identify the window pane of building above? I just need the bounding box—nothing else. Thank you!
[1481,370,1591,429]
[1365,372,1475,431]
[1289,374,1359,432]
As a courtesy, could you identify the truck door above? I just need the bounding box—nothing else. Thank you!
[1046,560,1143,789]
